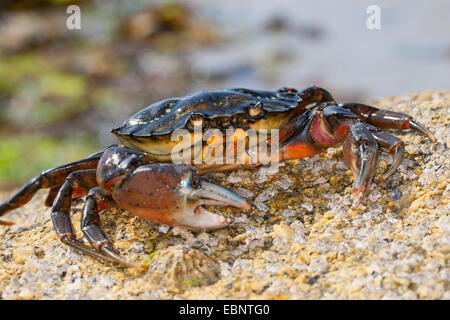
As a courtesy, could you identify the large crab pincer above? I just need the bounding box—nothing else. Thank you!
[0,86,436,268]
[66,147,249,267]
[0,147,249,268]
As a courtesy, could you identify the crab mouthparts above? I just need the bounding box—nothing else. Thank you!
[179,181,250,230]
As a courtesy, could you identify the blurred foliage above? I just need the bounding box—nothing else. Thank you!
[0,0,220,188]
[120,1,218,52]
[40,72,86,100]
[0,53,88,125]
[0,134,98,188]
[0,54,48,94]
[0,0,90,11]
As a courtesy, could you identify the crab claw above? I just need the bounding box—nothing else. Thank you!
[190,180,251,210]
[110,164,250,231]
[179,179,250,230]
[343,123,378,209]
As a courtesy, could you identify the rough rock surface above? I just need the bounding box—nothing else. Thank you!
[0,90,448,300]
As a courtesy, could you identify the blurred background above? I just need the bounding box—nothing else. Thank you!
[0,0,449,189]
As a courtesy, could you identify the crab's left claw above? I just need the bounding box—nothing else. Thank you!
[111,163,250,231]
[178,179,250,230]
[343,122,378,209]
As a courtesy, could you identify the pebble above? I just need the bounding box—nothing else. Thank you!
[391,189,402,200]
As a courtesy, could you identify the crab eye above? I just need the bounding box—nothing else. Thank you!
[248,102,263,118]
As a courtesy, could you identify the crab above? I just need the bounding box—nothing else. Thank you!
[0,86,436,268]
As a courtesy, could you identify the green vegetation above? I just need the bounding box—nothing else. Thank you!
[0,53,89,125]
[39,72,86,100]
[143,250,159,265]
[0,1,211,187]
[182,277,201,287]
[0,54,49,94]
[0,134,99,187]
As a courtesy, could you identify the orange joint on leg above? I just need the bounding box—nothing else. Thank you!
[0,220,14,226]
[97,201,111,212]
[96,241,114,252]
[281,142,321,161]
[60,233,76,241]
[401,118,411,130]
[389,142,405,153]
[104,175,126,191]
[72,188,87,198]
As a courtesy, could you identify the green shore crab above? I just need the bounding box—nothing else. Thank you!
[0,86,436,268]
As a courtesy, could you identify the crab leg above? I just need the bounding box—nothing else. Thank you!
[341,103,437,142]
[51,169,97,241]
[45,185,63,207]
[0,150,104,225]
[343,122,378,209]
[81,187,145,268]
[51,169,143,268]
[368,129,406,183]
[51,169,141,267]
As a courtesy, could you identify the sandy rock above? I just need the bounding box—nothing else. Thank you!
[0,90,448,299]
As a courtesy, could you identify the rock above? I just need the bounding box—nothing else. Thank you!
[143,245,221,293]
[0,90,448,299]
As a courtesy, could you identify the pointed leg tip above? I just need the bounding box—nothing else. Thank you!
[409,120,437,143]
[425,131,437,143]
[139,263,149,270]
[0,220,14,226]
[424,127,437,143]
[100,245,146,269]
[430,135,437,143]
[351,189,364,209]
[240,201,251,210]
[351,199,361,210]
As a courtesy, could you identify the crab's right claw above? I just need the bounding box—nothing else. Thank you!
[343,122,378,209]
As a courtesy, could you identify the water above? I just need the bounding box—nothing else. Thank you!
[187,0,450,101]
